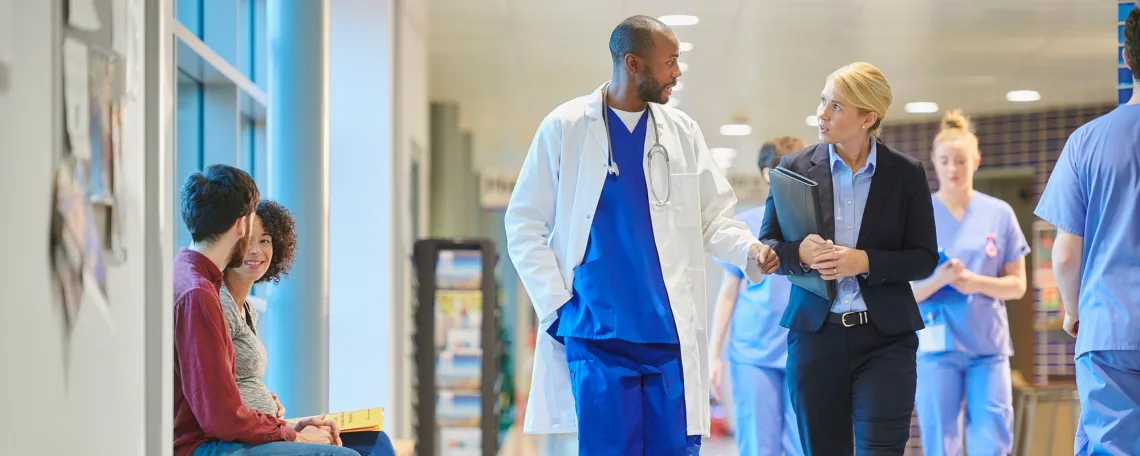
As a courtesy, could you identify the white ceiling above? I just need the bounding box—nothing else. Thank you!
[427,0,1116,171]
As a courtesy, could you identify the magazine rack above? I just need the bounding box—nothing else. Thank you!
[413,239,501,456]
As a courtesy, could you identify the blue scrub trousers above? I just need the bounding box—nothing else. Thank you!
[914,351,1013,456]
[1074,350,1140,456]
[564,337,701,456]
[729,361,802,456]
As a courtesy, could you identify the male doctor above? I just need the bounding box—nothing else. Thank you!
[505,15,777,456]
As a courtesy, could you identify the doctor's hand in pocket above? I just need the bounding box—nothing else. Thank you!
[750,243,779,274]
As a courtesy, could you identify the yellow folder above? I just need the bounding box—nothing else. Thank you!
[287,407,384,433]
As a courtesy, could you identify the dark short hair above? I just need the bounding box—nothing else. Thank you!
[1128,7,1140,80]
[609,15,670,67]
[255,200,297,285]
[180,164,259,244]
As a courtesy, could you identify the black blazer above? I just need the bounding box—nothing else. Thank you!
[759,141,938,335]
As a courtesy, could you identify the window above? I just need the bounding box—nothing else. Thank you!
[171,0,268,249]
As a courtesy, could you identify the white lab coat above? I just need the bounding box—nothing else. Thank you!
[504,83,766,437]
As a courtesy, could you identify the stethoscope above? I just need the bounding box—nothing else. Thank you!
[601,83,671,208]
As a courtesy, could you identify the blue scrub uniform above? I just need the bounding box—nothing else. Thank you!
[553,107,699,456]
[717,206,802,456]
[1035,103,1140,456]
[914,193,1029,456]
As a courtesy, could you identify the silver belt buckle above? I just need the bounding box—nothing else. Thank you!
[841,312,861,327]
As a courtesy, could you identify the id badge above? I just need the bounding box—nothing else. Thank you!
[917,324,946,353]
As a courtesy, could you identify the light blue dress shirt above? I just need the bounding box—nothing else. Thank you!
[828,139,877,314]
[1034,103,1140,357]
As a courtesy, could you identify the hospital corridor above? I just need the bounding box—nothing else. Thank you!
[1,0,1137,455]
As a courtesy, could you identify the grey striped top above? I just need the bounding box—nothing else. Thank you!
[219,285,277,415]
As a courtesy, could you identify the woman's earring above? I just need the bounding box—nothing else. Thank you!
[862,125,866,129]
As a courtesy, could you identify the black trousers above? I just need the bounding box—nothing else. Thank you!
[786,318,919,455]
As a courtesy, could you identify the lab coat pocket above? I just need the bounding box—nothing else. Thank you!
[669,173,702,228]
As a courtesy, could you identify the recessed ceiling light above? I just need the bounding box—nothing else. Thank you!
[659,15,699,26]
[672,82,684,91]
[678,62,689,72]
[710,147,738,157]
[904,102,939,114]
[720,124,752,136]
[1006,90,1041,102]
[679,42,694,52]
[666,97,680,108]
[805,115,818,127]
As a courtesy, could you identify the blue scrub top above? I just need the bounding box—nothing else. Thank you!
[554,107,678,345]
[920,192,1030,356]
[1035,103,1140,357]
[719,205,791,368]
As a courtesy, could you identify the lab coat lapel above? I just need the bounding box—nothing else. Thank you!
[585,86,610,173]
[807,144,836,241]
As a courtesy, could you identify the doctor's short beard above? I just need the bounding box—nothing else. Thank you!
[637,73,671,105]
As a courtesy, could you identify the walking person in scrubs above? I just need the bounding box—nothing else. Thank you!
[1034,8,1140,455]
[504,16,778,456]
[709,136,806,456]
[910,110,1029,456]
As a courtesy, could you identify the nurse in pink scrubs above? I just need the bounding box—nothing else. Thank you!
[909,110,1030,456]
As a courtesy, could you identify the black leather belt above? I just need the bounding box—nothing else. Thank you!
[827,311,870,327]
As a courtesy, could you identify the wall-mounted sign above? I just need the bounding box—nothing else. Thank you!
[479,168,517,210]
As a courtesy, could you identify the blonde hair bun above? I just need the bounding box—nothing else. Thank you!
[940,109,973,133]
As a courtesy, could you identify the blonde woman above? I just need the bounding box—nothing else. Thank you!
[911,111,1029,456]
[758,62,938,455]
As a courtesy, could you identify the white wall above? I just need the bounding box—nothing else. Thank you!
[392,0,431,440]
[0,0,154,454]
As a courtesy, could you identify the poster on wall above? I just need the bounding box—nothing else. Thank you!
[87,49,119,204]
[51,157,107,329]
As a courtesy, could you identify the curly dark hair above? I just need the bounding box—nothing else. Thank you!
[255,200,297,284]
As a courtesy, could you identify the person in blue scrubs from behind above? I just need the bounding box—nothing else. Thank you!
[909,110,1030,456]
[1034,8,1140,455]
[710,136,806,456]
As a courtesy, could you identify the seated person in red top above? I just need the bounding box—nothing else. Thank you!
[173,164,354,456]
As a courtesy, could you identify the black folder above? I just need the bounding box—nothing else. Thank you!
[768,166,837,301]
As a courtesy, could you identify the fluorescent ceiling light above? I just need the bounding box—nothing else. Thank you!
[659,15,699,26]
[1006,90,1041,102]
[805,115,818,127]
[720,124,752,136]
[672,82,684,91]
[666,98,680,108]
[679,42,694,52]
[678,62,689,72]
[710,147,738,158]
[904,102,939,114]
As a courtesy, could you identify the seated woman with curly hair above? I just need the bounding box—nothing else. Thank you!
[210,200,394,456]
